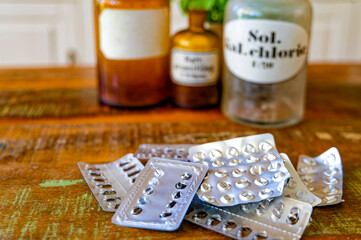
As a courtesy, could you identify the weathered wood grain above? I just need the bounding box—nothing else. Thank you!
[0,121,361,239]
[0,65,360,122]
[0,65,360,239]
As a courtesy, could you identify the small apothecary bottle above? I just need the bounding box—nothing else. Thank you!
[170,9,221,108]
[222,0,312,127]
[94,0,170,107]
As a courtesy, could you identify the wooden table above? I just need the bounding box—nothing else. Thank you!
[0,65,360,239]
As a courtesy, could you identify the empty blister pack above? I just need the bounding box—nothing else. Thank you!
[297,147,343,206]
[189,133,290,206]
[186,196,312,240]
[112,158,208,231]
[135,144,194,161]
[78,154,144,212]
[281,153,322,206]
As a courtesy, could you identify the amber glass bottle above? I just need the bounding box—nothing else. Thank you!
[94,0,170,107]
[170,10,221,108]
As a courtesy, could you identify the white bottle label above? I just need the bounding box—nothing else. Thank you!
[224,19,308,84]
[100,8,169,60]
[171,49,219,86]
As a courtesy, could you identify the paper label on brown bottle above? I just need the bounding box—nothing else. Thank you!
[224,19,308,84]
[100,8,169,60]
[171,49,219,86]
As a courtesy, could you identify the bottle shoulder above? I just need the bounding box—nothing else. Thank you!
[171,29,220,51]
[225,0,312,31]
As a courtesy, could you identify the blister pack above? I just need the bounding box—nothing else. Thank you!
[78,154,144,212]
[281,153,322,206]
[185,195,313,240]
[297,147,343,206]
[112,158,209,231]
[135,144,194,161]
[189,133,290,206]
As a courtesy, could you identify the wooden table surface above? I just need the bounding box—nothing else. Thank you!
[0,65,360,240]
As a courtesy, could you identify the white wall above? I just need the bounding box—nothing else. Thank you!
[0,0,359,67]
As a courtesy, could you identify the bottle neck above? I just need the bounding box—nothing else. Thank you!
[188,10,207,32]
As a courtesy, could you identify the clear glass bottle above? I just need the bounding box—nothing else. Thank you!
[222,0,312,127]
[94,0,170,107]
[170,10,221,108]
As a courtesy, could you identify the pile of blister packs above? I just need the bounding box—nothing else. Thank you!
[78,133,343,239]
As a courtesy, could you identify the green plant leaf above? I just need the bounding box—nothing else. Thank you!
[180,0,216,12]
[179,0,229,23]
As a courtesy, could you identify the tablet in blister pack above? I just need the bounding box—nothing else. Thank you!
[189,133,290,206]
[297,147,343,206]
[78,154,144,212]
[112,158,208,231]
[281,153,322,206]
[135,144,194,161]
[185,196,313,240]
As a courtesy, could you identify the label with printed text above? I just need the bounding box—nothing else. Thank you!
[171,49,219,86]
[224,19,308,84]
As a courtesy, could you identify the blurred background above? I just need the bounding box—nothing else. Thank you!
[0,0,360,67]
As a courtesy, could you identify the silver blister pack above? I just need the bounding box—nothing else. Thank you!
[135,144,194,161]
[189,133,290,206]
[297,147,343,206]
[186,196,313,240]
[281,153,322,206]
[111,158,209,231]
[78,154,144,212]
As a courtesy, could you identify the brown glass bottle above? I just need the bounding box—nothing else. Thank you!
[170,10,221,108]
[94,0,170,107]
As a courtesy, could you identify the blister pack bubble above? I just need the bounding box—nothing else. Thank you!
[189,133,290,206]
[185,195,312,240]
[135,144,194,161]
[281,153,322,206]
[297,147,343,206]
[78,154,144,212]
[111,158,209,231]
